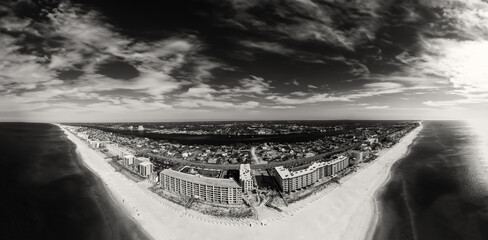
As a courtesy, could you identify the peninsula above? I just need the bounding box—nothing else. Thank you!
[58,121,422,240]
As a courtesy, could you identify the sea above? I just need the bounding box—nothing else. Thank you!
[0,123,150,240]
[372,121,488,240]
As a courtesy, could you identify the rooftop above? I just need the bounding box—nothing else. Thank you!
[136,157,150,162]
[239,164,252,181]
[161,169,240,188]
[275,156,349,179]
[139,161,153,167]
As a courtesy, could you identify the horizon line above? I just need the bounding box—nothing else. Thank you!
[0,119,464,124]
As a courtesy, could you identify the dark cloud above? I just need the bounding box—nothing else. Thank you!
[57,69,84,80]
[95,60,139,80]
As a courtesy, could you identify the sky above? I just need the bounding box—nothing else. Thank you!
[1,0,487,122]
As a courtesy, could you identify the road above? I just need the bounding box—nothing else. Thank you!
[251,147,268,165]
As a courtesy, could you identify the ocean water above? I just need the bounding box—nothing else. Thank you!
[0,123,150,240]
[373,121,488,240]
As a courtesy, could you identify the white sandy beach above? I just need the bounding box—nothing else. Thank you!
[60,123,422,240]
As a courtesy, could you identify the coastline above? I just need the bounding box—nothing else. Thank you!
[58,123,423,240]
[365,122,424,240]
[58,125,154,240]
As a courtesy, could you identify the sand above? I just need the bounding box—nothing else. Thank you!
[59,123,422,240]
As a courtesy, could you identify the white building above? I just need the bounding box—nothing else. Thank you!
[160,169,242,205]
[239,164,253,193]
[134,157,150,165]
[77,132,89,140]
[134,157,153,177]
[273,156,350,193]
[367,137,379,145]
[123,154,135,166]
[105,144,132,159]
[138,161,153,177]
[89,140,101,149]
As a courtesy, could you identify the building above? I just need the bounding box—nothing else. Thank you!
[273,162,324,193]
[363,150,370,159]
[148,172,159,183]
[366,137,378,145]
[273,156,350,193]
[386,129,407,142]
[77,132,89,140]
[138,161,153,177]
[123,154,135,166]
[160,169,242,205]
[89,140,101,149]
[105,144,132,159]
[134,157,153,177]
[349,150,363,164]
[239,164,253,193]
[138,125,144,131]
[134,156,150,165]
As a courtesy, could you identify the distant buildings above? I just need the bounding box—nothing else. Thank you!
[386,129,408,142]
[78,132,89,140]
[89,140,101,149]
[273,156,350,193]
[138,125,144,131]
[366,137,378,145]
[160,169,242,205]
[105,144,133,158]
[239,164,253,194]
[69,127,154,178]
[117,152,153,177]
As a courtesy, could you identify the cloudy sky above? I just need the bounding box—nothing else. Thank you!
[1,0,487,122]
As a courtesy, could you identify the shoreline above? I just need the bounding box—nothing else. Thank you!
[58,123,423,240]
[365,122,424,240]
[58,125,154,240]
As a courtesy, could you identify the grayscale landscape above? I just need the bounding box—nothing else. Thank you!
[1,1,488,240]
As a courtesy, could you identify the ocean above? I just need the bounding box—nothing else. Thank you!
[372,121,488,240]
[0,123,150,240]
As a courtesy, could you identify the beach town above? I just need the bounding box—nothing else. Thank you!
[58,121,422,240]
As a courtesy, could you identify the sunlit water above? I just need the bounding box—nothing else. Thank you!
[468,119,488,185]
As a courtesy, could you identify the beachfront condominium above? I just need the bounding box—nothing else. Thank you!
[160,169,242,205]
[123,154,135,166]
[120,155,153,177]
[239,164,253,194]
[386,128,409,142]
[134,157,153,177]
[88,140,101,149]
[273,156,350,193]
[105,143,133,159]
[138,161,153,177]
